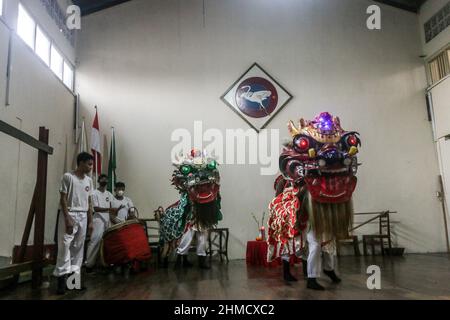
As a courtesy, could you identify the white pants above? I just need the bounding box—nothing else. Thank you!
[176,228,208,256]
[306,230,336,278]
[85,213,110,268]
[54,211,87,277]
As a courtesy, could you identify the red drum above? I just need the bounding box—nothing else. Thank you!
[100,219,151,267]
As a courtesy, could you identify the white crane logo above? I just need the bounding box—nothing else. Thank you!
[238,85,272,116]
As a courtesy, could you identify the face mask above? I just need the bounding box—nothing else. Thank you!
[116,191,125,197]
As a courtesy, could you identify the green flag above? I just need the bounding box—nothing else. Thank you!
[107,129,117,193]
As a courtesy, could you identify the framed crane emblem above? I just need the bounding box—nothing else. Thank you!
[221,63,293,132]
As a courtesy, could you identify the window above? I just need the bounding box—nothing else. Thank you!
[17,4,36,49]
[50,45,63,80]
[35,27,50,66]
[63,61,74,90]
[428,48,450,84]
[16,2,76,92]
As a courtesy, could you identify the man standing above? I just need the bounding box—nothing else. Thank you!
[111,182,136,223]
[54,152,94,295]
[85,174,118,272]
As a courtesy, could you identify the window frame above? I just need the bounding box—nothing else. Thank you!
[63,60,74,91]
[17,3,37,50]
[50,44,64,81]
[35,25,51,67]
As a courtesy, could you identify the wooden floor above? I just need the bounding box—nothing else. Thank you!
[1,253,450,300]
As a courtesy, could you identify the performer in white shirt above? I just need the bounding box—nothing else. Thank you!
[85,174,120,272]
[54,152,94,295]
[111,182,136,223]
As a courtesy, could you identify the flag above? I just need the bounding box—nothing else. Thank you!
[72,120,89,170]
[91,108,102,176]
[107,128,117,193]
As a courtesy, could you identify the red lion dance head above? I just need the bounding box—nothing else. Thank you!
[275,112,361,239]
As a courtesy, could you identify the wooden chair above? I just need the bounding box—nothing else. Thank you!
[140,218,161,266]
[207,228,229,263]
[337,235,361,256]
[362,212,392,256]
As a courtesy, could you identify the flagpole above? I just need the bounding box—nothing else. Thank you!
[111,126,115,190]
[80,120,85,155]
[94,106,98,188]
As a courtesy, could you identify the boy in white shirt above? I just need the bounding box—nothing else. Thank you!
[54,152,94,295]
[111,182,137,223]
[85,174,122,272]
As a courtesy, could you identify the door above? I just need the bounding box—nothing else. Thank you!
[429,76,450,250]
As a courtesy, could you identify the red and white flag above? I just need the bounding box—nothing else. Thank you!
[91,108,102,175]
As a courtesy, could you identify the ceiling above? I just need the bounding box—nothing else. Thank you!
[374,0,428,13]
[73,0,428,16]
[72,0,132,16]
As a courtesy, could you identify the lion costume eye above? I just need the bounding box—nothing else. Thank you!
[180,165,192,176]
[207,160,217,170]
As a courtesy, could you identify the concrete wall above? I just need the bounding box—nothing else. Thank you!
[76,0,447,259]
[0,0,76,257]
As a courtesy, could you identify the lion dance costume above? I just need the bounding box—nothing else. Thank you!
[159,149,222,269]
[267,112,361,290]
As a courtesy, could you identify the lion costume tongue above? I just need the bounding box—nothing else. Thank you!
[188,183,220,204]
[304,176,357,204]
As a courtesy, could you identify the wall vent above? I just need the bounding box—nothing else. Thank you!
[424,1,450,43]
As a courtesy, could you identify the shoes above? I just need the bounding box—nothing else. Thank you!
[307,278,325,291]
[183,255,193,268]
[323,269,341,283]
[175,255,193,269]
[302,260,308,280]
[56,276,66,295]
[66,272,87,292]
[162,257,169,269]
[174,255,182,268]
[283,260,298,282]
[198,256,211,270]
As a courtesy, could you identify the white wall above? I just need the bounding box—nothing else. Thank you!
[77,0,446,259]
[419,0,450,58]
[0,0,76,257]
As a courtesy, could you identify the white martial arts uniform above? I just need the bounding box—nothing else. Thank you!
[85,189,114,268]
[111,196,135,222]
[54,172,93,277]
[177,225,208,256]
[304,229,337,278]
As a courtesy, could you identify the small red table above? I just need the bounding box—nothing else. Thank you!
[246,241,302,267]
[246,241,269,267]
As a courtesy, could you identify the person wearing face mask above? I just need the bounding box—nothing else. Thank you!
[85,174,121,273]
[111,182,136,223]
